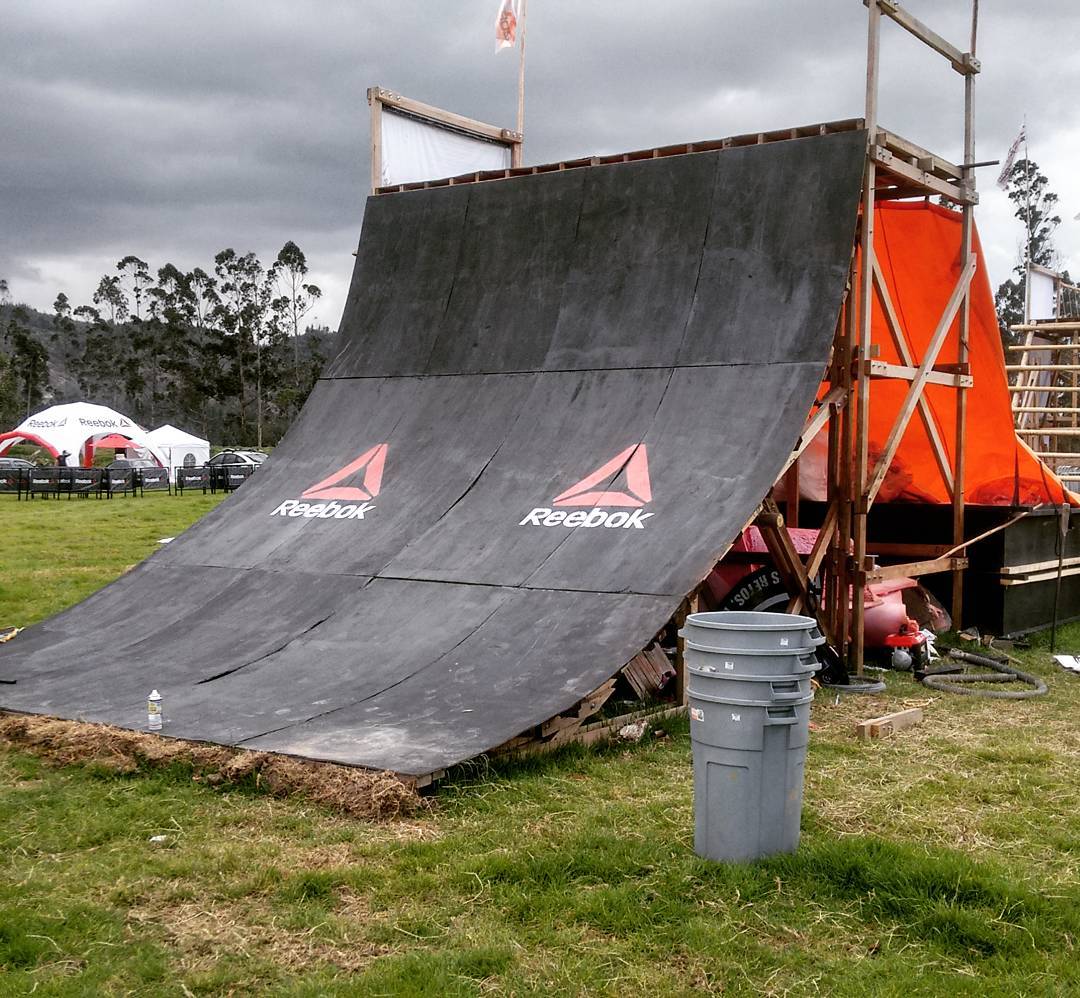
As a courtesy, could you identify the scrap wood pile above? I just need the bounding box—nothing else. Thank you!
[0,713,424,820]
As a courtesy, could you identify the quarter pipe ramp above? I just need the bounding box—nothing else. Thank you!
[1,130,865,777]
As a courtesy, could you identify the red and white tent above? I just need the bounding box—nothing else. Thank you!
[0,402,159,466]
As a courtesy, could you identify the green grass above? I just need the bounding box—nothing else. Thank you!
[1,494,1079,995]
[0,492,225,627]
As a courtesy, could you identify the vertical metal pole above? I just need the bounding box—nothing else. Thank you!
[852,0,880,677]
[952,1,978,627]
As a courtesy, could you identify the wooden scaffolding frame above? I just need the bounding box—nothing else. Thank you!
[813,0,982,674]
[1007,272,1080,492]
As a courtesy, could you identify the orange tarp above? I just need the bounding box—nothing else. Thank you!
[787,202,1075,506]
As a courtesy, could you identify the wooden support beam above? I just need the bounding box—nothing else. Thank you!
[866,0,979,75]
[776,386,846,479]
[864,556,968,583]
[1006,343,1079,352]
[876,129,963,179]
[870,145,976,204]
[369,86,520,144]
[806,502,838,580]
[866,359,973,388]
[866,255,977,505]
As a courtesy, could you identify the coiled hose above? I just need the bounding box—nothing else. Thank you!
[920,648,1048,699]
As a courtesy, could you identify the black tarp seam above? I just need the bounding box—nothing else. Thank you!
[194,611,339,685]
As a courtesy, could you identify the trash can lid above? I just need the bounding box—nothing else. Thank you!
[685,610,818,632]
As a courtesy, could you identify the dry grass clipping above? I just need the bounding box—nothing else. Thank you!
[127,896,388,976]
[0,712,425,821]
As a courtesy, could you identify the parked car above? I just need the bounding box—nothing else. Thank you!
[0,457,35,470]
[205,451,267,469]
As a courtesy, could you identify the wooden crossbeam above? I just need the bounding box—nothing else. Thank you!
[870,145,975,205]
[867,0,979,75]
[866,255,976,504]
[865,556,968,583]
[871,257,955,496]
[866,359,973,388]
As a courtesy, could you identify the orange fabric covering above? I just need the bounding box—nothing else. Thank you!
[861,201,1074,507]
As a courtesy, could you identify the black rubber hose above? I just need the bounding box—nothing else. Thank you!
[919,649,1048,699]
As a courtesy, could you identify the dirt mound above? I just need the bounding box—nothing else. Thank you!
[0,712,425,820]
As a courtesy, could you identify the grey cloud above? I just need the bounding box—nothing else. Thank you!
[2,0,1078,320]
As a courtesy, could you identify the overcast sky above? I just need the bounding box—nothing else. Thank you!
[2,0,1078,328]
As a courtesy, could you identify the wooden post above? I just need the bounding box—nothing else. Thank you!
[852,0,881,677]
[952,0,978,627]
[368,88,383,194]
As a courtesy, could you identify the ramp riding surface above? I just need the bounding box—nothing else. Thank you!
[1,131,865,777]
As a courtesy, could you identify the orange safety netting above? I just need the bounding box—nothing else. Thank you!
[795,201,1075,507]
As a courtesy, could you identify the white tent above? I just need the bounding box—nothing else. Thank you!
[0,402,157,466]
[143,424,210,480]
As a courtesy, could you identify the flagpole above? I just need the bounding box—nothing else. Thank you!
[1023,115,1032,323]
[513,0,528,167]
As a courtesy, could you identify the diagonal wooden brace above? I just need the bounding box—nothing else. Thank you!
[871,257,955,496]
[866,254,976,504]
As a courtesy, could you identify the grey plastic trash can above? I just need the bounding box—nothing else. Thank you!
[683,610,817,863]
[682,610,824,653]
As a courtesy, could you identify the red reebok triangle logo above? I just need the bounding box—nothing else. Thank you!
[301,444,387,501]
[552,444,652,508]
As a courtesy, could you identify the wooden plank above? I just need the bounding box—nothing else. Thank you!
[866,359,973,388]
[1012,322,1080,332]
[876,129,963,179]
[1001,554,1080,577]
[867,0,978,75]
[865,556,967,582]
[1014,407,1080,414]
[866,255,976,504]
[870,145,976,205]
[1007,343,1076,352]
[1001,564,1080,586]
[621,654,654,701]
[370,86,518,144]
[856,707,923,740]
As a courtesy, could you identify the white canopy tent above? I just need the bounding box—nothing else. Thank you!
[0,402,158,466]
[143,424,210,480]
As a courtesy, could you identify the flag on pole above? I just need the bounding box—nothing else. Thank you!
[996,124,1026,189]
[495,0,519,52]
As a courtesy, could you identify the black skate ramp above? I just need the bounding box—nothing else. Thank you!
[1,130,865,777]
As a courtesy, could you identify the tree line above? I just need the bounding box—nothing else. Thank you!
[0,242,328,446]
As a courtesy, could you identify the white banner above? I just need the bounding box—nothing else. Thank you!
[380,111,511,188]
[1028,267,1057,321]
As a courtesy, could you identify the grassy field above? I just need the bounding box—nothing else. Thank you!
[1,493,1078,996]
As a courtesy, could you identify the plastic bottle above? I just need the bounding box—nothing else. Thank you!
[148,689,162,731]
